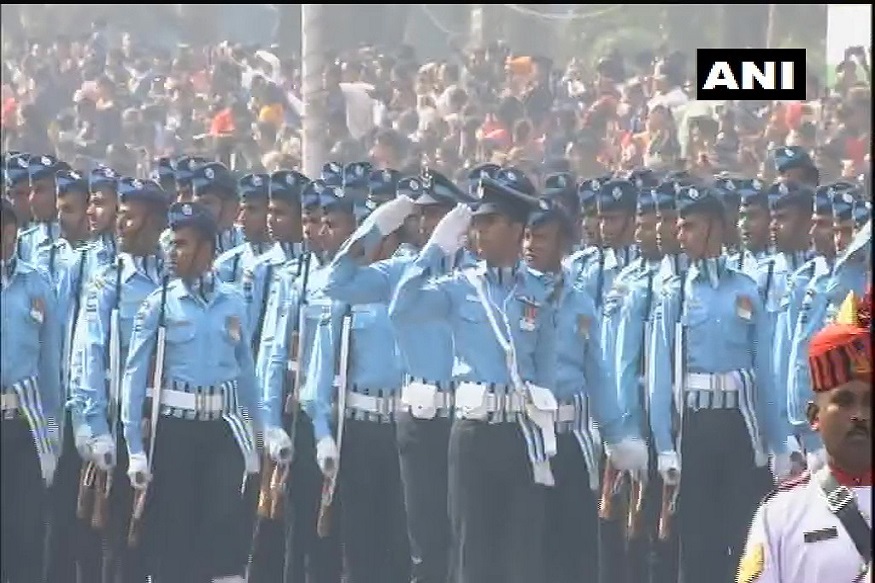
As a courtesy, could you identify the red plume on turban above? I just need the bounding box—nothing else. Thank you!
[808,286,873,392]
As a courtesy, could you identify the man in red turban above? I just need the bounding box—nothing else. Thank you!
[736,287,872,583]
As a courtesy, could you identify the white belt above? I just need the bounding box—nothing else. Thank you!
[685,372,740,392]
[556,403,576,423]
[346,392,399,416]
[156,388,225,413]
[0,393,19,411]
[456,382,526,414]
[286,360,299,373]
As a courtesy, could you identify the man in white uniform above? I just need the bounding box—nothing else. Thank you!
[738,287,872,583]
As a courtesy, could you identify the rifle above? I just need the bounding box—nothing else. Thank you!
[598,462,626,520]
[128,276,168,547]
[256,253,311,521]
[627,272,656,540]
[316,307,352,538]
[658,482,678,541]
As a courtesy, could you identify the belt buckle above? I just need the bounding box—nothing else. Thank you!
[195,388,203,416]
[377,395,389,418]
[712,375,724,393]
[825,485,853,512]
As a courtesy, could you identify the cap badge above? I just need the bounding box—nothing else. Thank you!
[409,180,420,191]
[382,169,392,181]
[17,157,28,168]
[778,182,789,195]
[182,204,192,216]
[131,179,144,190]
[635,178,644,189]
[506,170,517,181]
[783,147,794,158]
[752,179,762,190]
[251,175,263,186]
[725,180,736,191]
[480,169,490,178]
[612,186,623,200]
[688,188,701,200]
[204,167,215,180]
[355,165,364,177]
[842,192,855,204]
[590,180,600,191]
[286,174,295,185]
[538,199,551,211]
[557,175,567,187]
[41,156,53,167]
[70,171,81,180]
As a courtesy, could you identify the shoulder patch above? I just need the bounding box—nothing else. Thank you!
[737,542,764,583]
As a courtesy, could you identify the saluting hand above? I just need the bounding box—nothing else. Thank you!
[429,203,473,255]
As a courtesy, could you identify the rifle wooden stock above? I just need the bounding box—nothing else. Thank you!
[76,461,97,520]
[91,469,110,530]
[256,454,276,519]
[626,478,645,539]
[128,483,147,547]
[658,482,677,541]
[598,463,622,520]
[269,463,289,521]
[316,472,335,538]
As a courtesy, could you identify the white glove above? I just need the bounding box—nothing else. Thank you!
[89,434,116,471]
[770,452,795,483]
[605,437,649,473]
[429,204,472,255]
[806,447,827,473]
[370,195,415,235]
[316,436,339,478]
[74,426,93,460]
[42,456,58,488]
[127,452,151,491]
[657,451,681,485]
[264,426,293,464]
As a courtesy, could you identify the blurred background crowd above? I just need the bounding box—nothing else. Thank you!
[0,4,871,188]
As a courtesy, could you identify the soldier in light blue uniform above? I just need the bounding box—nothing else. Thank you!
[577,179,639,322]
[465,163,501,199]
[43,169,104,582]
[18,154,65,266]
[542,171,580,247]
[607,184,683,583]
[215,173,272,284]
[389,168,556,583]
[190,162,245,255]
[85,165,121,263]
[301,182,412,583]
[73,176,169,582]
[341,161,373,207]
[5,152,35,231]
[324,169,477,583]
[647,185,792,583]
[786,196,871,468]
[159,156,206,253]
[1,197,63,583]
[563,176,607,280]
[523,197,647,583]
[242,170,309,351]
[149,157,177,198]
[121,201,290,582]
[757,181,816,477]
[723,177,771,277]
[772,145,820,189]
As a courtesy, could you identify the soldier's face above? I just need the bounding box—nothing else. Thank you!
[29,177,56,222]
[770,206,811,252]
[57,193,89,242]
[809,379,871,473]
[238,199,269,243]
[301,208,324,253]
[472,214,521,261]
[9,183,32,221]
[599,211,632,248]
[523,223,564,272]
[176,184,193,204]
[87,189,118,235]
[677,214,720,259]
[581,215,600,246]
[320,211,356,257]
[267,200,302,243]
[739,204,770,251]
[169,226,211,278]
[116,201,152,253]
[192,191,223,223]
[656,212,680,255]
[810,213,836,257]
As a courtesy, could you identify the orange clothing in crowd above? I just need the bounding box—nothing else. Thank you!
[210,107,235,137]
[258,103,284,127]
[1,97,17,128]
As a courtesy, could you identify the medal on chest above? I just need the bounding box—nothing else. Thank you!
[520,304,537,331]
[226,316,241,343]
[30,297,45,324]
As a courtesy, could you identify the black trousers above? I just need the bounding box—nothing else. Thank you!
[448,420,546,583]
[544,433,599,583]
[340,419,410,583]
[395,412,451,583]
[45,412,102,583]
[676,409,767,583]
[1,418,48,583]
[102,437,149,583]
[146,417,248,583]
[248,412,342,583]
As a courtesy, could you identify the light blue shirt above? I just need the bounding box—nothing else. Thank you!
[389,244,556,392]
[562,245,601,282]
[75,254,165,438]
[121,276,263,455]
[16,220,61,265]
[648,257,786,456]
[577,245,638,313]
[323,222,477,384]
[242,242,306,347]
[0,259,63,423]
[215,240,271,284]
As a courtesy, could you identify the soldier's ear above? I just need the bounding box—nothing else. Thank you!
[806,401,820,430]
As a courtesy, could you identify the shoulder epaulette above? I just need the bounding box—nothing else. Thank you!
[760,470,811,505]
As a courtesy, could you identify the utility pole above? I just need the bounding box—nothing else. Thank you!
[301,4,327,179]
[766,4,778,49]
